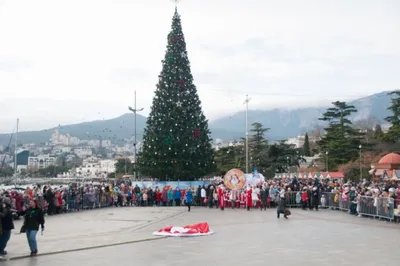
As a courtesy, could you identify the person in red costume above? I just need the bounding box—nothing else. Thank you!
[246,186,252,211]
[217,185,225,211]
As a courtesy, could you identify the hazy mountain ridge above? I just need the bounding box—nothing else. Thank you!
[0,91,393,146]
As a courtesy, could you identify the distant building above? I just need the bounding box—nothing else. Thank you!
[299,155,320,169]
[101,140,112,148]
[76,159,116,177]
[87,140,100,148]
[50,130,80,146]
[285,135,318,148]
[74,148,93,158]
[16,149,30,166]
[28,154,56,169]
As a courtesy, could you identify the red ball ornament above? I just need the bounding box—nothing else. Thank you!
[193,128,200,139]
[170,35,179,42]
[178,80,185,87]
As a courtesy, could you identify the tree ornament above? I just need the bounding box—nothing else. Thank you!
[170,35,179,42]
[193,128,200,139]
[168,56,174,63]
[166,135,172,145]
[178,80,185,87]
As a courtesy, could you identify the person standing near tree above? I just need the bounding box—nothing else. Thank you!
[21,199,45,256]
[185,187,193,212]
[246,186,253,211]
[277,187,289,219]
[174,187,181,207]
[218,185,225,211]
[0,196,14,257]
[201,186,206,206]
[259,186,267,211]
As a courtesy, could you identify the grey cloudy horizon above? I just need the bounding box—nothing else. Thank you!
[0,0,399,133]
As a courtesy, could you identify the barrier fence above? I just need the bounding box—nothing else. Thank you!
[42,191,114,214]
[20,190,399,223]
[284,191,398,221]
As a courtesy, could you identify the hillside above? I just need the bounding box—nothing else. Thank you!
[0,91,394,146]
[210,91,393,139]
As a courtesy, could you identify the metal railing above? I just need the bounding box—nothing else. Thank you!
[283,191,397,221]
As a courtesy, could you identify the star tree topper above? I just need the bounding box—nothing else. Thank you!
[171,0,181,6]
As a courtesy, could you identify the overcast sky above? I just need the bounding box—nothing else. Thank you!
[0,0,399,133]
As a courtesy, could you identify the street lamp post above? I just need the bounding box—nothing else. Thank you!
[244,94,251,174]
[287,156,290,174]
[325,151,329,172]
[128,90,144,181]
[359,144,362,181]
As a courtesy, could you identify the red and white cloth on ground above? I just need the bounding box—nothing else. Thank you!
[153,222,214,237]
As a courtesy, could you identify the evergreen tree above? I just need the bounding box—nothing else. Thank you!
[138,9,214,181]
[303,133,311,156]
[373,124,384,140]
[248,122,269,171]
[268,141,302,173]
[317,101,365,170]
[115,159,133,175]
[214,146,244,174]
[384,90,400,142]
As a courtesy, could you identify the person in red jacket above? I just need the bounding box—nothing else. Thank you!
[301,189,309,210]
[217,185,225,211]
[155,189,162,206]
[246,186,252,211]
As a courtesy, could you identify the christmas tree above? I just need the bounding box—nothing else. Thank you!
[138,8,214,181]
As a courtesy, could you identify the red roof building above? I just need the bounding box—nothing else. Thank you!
[371,152,400,177]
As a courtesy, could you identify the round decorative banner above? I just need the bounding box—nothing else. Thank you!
[224,168,246,190]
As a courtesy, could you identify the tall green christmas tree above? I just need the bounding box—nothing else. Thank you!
[137,8,214,181]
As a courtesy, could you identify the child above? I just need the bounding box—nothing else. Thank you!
[301,189,309,210]
[320,194,326,209]
[136,193,141,206]
[132,193,137,206]
[143,191,148,206]
[296,191,301,206]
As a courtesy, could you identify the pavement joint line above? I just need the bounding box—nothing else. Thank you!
[5,236,167,261]
[130,209,187,232]
[4,208,186,261]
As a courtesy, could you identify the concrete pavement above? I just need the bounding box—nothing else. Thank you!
[2,206,185,259]
[2,206,400,265]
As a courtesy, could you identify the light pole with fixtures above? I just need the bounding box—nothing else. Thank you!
[287,156,290,174]
[244,94,251,174]
[359,144,362,181]
[128,90,144,181]
[325,151,329,172]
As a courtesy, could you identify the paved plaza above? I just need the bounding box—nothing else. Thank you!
[2,207,399,265]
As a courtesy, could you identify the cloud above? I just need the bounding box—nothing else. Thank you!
[0,57,31,72]
[0,0,399,132]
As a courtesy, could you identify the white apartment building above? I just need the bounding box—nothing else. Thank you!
[76,159,116,177]
[100,159,116,173]
[74,148,93,158]
[299,155,320,169]
[286,136,304,148]
[101,140,112,148]
[286,134,318,148]
[28,155,56,169]
[87,140,100,148]
[50,130,80,146]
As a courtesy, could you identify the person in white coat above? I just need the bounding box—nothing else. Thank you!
[252,186,260,208]
[200,187,206,206]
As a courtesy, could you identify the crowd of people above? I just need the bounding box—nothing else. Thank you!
[0,176,398,257]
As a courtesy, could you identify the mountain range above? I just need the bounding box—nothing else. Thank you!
[0,91,393,146]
